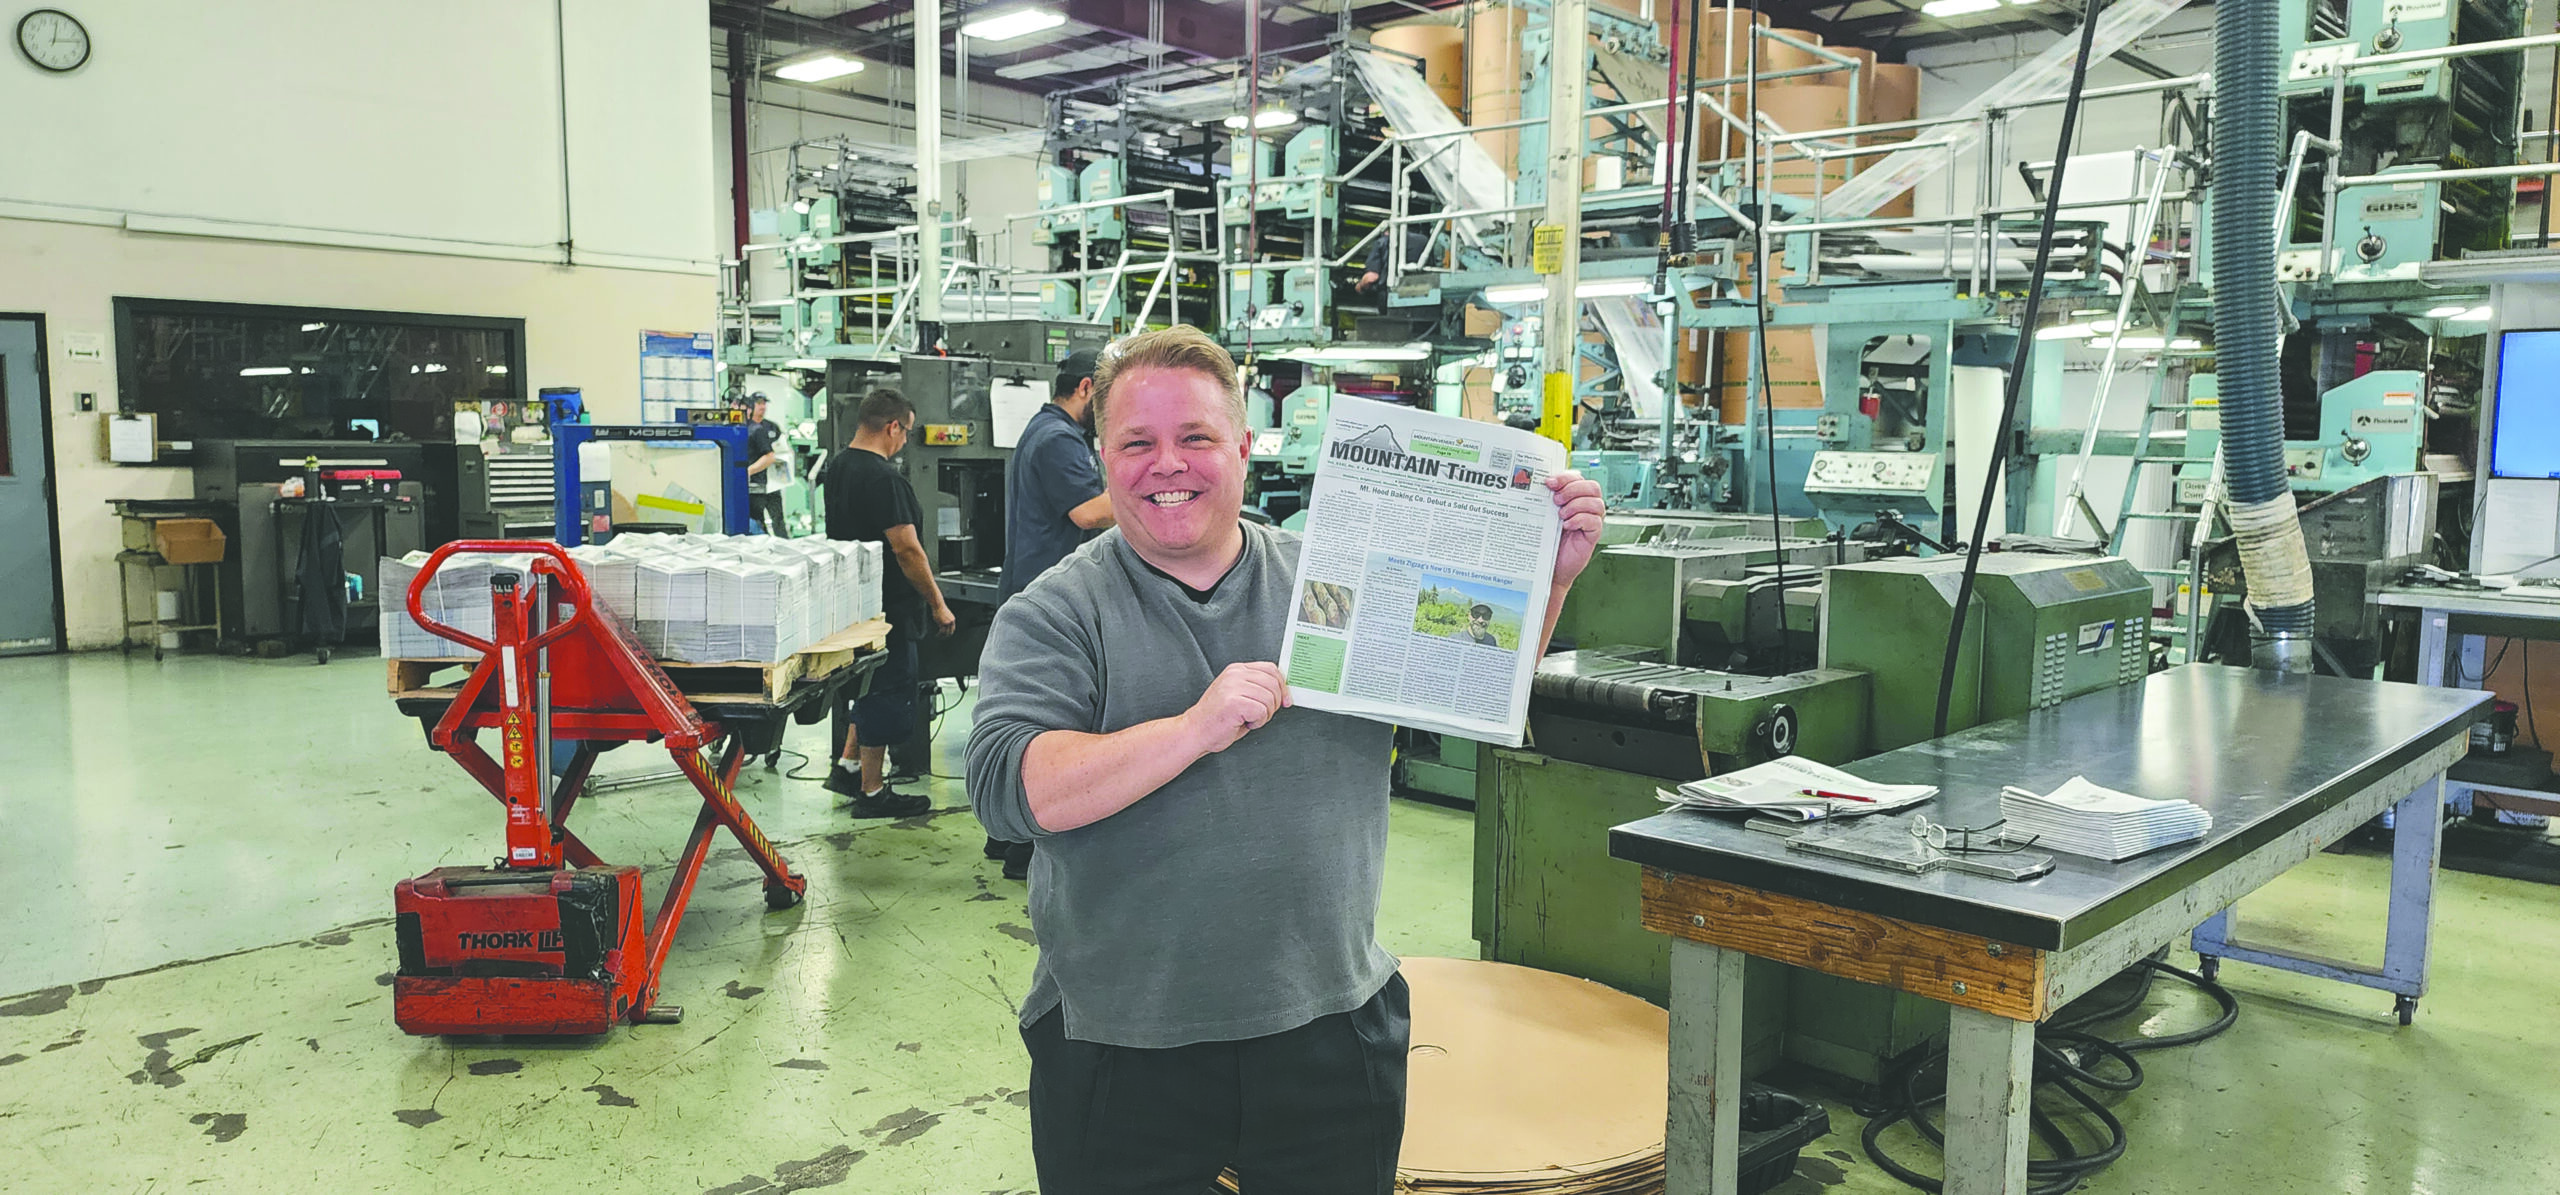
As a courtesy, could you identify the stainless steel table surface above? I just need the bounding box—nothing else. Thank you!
[1611,664,2490,950]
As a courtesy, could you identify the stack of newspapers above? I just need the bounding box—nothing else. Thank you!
[1659,757,1936,822]
[380,535,883,664]
[1999,776,2212,861]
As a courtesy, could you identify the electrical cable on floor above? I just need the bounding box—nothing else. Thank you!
[918,677,969,781]
[782,747,831,781]
[1931,0,2105,738]
[1858,954,2241,1195]
[787,678,971,785]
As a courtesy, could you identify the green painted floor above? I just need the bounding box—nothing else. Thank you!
[2,648,2558,1193]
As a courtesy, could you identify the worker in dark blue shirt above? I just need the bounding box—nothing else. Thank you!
[985,349,1115,878]
[998,350,1115,601]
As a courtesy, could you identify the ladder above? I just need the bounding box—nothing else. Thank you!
[2052,146,2184,541]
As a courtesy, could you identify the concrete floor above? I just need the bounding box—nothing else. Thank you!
[3,648,2558,1194]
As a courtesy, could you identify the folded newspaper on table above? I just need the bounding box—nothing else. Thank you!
[1999,775,2211,861]
[1658,756,1937,822]
[1276,397,1566,747]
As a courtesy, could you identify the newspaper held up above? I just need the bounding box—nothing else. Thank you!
[1278,396,1567,748]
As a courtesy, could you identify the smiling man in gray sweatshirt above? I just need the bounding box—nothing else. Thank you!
[967,325,1605,1194]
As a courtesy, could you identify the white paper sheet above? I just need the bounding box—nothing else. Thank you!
[992,379,1048,450]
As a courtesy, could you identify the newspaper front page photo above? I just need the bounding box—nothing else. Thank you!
[1278,396,1566,747]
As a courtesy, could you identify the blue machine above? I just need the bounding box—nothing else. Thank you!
[2491,330,2560,479]
[547,394,755,545]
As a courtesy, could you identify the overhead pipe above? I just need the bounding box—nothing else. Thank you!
[914,0,944,351]
[727,28,752,261]
[2210,0,2318,667]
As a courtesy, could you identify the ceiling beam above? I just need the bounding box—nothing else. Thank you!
[1060,0,1302,61]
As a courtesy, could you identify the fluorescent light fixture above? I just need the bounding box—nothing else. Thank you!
[2036,323,2097,340]
[1921,0,2002,15]
[1574,278,1650,299]
[301,322,326,332]
[2457,305,2493,321]
[299,367,315,375]
[2425,304,2467,318]
[1483,278,1652,303]
[486,365,509,374]
[239,366,292,376]
[960,7,1066,42]
[2111,336,2203,350]
[1276,343,1433,362]
[422,363,449,373]
[1223,109,1300,131]
[774,54,864,83]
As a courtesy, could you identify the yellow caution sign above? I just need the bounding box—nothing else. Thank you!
[1531,224,1567,276]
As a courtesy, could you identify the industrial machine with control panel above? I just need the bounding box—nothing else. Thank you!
[1476,550,2156,1086]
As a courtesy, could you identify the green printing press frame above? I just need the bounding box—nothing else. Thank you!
[1476,551,2152,1087]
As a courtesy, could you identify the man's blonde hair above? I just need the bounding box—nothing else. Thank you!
[1091,325,1246,437]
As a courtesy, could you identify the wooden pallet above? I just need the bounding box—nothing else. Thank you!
[387,617,891,706]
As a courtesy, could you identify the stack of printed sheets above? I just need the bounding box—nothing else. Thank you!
[379,534,883,664]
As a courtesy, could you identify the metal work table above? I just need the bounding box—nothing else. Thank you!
[2376,582,2560,818]
[1612,664,2484,1195]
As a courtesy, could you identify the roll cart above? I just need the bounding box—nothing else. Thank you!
[386,540,878,1035]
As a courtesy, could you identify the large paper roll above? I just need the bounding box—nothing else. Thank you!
[1466,2,1531,175]
[1759,28,1829,82]
[1755,84,1853,197]
[1373,23,1468,112]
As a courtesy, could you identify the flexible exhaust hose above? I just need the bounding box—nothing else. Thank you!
[2210,0,2317,646]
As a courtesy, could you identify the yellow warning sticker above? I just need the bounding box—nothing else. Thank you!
[1532,224,1567,275]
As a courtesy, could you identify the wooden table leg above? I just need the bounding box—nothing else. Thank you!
[1666,937,1745,1195]
[1942,1006,2036,1195]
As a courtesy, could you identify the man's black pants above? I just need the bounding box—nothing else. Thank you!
[1021,972,1409,1195]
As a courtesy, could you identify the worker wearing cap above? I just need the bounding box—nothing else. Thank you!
[968,325,1605,1193]
[985,349,1117,879]
[998,349,1115,602]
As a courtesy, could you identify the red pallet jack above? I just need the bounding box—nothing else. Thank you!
[390,541,807,1035]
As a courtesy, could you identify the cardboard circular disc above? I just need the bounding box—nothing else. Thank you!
[1397,957,1669,1180]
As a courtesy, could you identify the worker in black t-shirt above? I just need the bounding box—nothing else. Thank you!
[820,387,957,817]
[744,395,787,535]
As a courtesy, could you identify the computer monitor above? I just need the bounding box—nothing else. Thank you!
[2491,329,2560,479]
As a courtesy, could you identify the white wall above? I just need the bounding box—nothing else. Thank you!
[1904,8,2216,222]
[0,0,713,270]
[1,0,718,649]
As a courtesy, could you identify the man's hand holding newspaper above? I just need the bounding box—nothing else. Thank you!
[1278,397,1602,747]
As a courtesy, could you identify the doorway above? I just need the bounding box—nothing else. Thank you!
[0,316,64,656]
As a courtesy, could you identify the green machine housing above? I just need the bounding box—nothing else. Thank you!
[1551,536,1864,668]
[1477,551,2154,1087]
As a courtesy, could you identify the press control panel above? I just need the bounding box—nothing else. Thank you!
[1803,451,1940,496]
